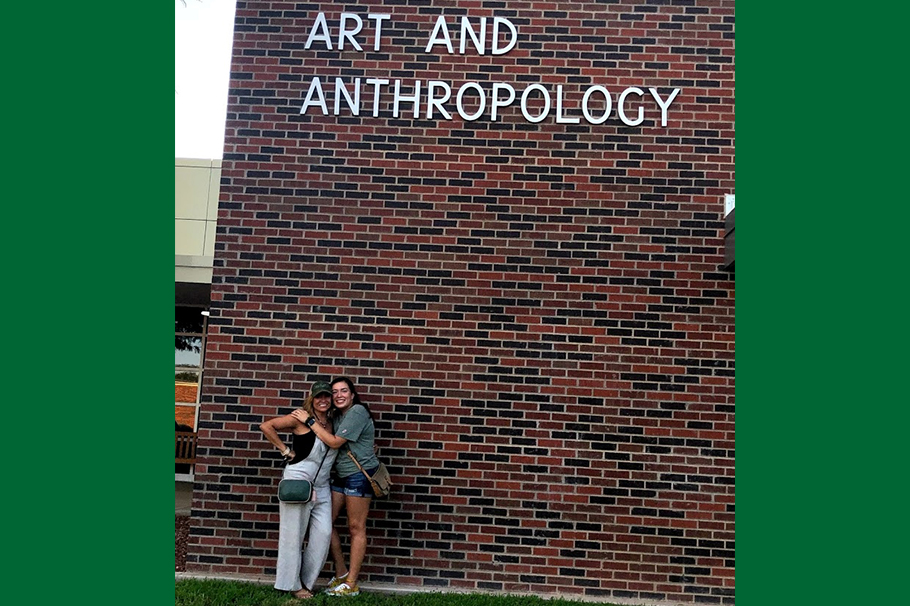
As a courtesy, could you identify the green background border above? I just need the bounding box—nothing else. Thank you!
[5,3,170,603]
[7,2,905,604]
[740,4,907,606]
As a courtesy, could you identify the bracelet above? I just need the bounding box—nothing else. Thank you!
[281,446,291,456]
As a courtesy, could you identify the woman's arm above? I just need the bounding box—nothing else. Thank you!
[291,409,348,449]
[260,414,307,458]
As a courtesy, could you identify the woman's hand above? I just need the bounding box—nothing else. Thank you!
[283,450,296,462]
[291,409,310,424]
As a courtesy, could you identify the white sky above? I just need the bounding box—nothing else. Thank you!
[175,0,238,159]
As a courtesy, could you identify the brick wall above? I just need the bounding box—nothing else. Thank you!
[188,1,735,604]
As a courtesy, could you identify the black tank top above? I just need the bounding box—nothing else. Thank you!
[289,431,316,464]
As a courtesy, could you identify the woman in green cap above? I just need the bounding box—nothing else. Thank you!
[260,380,337,599]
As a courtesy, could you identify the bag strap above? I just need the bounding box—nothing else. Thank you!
[313,445,330,478]
[345,448,374,481]
[288,439,330,480]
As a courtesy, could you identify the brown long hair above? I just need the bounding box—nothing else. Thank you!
[300,393,317,416]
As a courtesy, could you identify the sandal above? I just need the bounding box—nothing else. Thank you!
[293,588,314,600]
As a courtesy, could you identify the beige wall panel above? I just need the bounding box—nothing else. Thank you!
[176,162,214,220]
[176,219,207,257]
[203,220,217,258]
[207,162,222,221]
[176,159,219,284]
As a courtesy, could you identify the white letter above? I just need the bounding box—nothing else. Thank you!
[426,81,453,119]
[367,14,391,51]
[460,16,486,55]
[555,85,579,124]
[425,16,454,53]
[338,13,364,51]
[490,83,515,121]
[366,78,389,117]
[305,12,332,50]
[520,84,551,123]
[581,86,612,124]
[393,80,422,118]
[618,87,644,126]
[334,77,360,115]
[456,82,486,121]
[648,87,681,127]
[300,77,328,115]
[492,17,517,55]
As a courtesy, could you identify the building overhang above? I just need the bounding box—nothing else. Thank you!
[176,255,214,285]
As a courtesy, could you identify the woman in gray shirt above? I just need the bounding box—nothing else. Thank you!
[298,376,379,597]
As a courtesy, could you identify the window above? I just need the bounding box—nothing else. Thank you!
[176,306,207,477]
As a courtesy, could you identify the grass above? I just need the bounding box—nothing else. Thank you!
[175,579,624,606]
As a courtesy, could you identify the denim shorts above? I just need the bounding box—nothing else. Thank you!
[330,467,379,498]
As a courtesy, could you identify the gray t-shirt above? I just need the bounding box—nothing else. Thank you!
[333,404,380,477]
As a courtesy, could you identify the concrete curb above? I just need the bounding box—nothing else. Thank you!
[175,572,683,606]
[175,572,450,596]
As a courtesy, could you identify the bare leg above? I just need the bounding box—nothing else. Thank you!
[344,495,372,586]
[329,490,348,578]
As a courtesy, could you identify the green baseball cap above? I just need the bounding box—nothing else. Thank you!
[311,381,332,397]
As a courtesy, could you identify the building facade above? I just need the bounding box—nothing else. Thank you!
[185,1,735,603]
[175,158,221,479]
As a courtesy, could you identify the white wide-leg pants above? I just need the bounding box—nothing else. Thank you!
[274,442,337,592]
[275,486,333,591]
